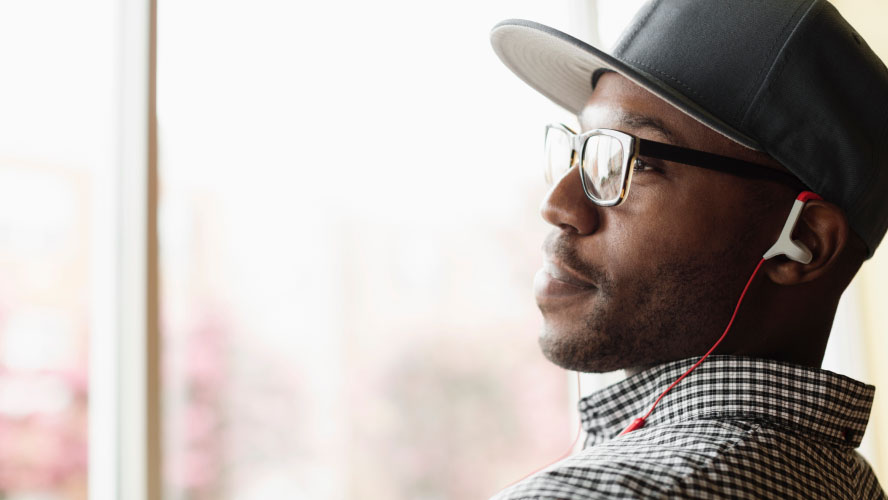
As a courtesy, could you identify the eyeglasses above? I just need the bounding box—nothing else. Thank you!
[544,124,807,206]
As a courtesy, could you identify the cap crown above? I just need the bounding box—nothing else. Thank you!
[615,0,888,255]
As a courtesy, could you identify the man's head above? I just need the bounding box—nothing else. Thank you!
[491,0,888,372]
[534,72,865,373]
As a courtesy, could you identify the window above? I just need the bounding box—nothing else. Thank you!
[0,1,118,499]
[157,1,581,497]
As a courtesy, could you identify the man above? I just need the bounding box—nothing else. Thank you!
[489,0,888,498]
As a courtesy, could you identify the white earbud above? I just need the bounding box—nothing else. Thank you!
[763,191,822,264]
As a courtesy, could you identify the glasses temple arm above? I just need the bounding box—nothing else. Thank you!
[637,139,808,190]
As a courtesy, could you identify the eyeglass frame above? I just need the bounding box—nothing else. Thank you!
[545,123,808,207]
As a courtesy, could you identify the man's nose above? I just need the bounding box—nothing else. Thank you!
[540,166,601,235]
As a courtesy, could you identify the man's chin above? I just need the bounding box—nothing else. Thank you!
[537,328,634,373]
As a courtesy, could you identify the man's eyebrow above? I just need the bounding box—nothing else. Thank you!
[616,111,676,142]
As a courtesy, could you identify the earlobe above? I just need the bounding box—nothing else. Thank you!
[764,200,849,286]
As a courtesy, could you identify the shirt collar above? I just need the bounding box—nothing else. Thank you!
[578,355,875,448]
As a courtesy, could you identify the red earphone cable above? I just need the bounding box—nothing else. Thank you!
[502,257,767,491]
[501,191,815,491]
[619,257,767,435]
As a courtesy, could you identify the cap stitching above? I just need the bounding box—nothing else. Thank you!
[613,0,658,55]
[739,0,822,128]
[735,0,816,126]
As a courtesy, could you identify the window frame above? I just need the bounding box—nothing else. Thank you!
[87,0,160,498]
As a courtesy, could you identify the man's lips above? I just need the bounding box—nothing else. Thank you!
[534,260,597,300]
[543,260,596,288]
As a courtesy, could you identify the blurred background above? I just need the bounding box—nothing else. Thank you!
[0,0,886,499]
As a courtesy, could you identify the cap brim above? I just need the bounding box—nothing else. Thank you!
[490,19,763,151]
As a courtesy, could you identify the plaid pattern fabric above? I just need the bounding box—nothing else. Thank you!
[493,356,885,499]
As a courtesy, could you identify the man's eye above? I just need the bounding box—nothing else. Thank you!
[633,158,660,173]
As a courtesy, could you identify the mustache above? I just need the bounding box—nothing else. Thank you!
[543,232,610,290]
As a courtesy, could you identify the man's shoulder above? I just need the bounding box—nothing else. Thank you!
[492,419,755,500]
[491,419,884,500]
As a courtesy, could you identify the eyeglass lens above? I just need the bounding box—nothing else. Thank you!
[544,127,626,204]
[582,135,625,203]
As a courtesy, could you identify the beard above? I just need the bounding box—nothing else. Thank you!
[537,233,752,373]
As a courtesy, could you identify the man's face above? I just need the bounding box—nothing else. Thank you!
[533,73,791,373]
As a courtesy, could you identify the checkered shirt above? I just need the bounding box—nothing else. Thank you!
[493,355,885,499]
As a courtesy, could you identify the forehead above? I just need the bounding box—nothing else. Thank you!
[579,73,700,145]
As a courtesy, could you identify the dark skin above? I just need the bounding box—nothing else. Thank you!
[533,73,867,375]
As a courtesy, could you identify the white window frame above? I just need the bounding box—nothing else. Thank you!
[89,0,160,498]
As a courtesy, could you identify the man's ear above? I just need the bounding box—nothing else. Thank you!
[765,200,849,285]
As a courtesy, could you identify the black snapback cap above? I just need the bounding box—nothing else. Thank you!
[491,0,888,257]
